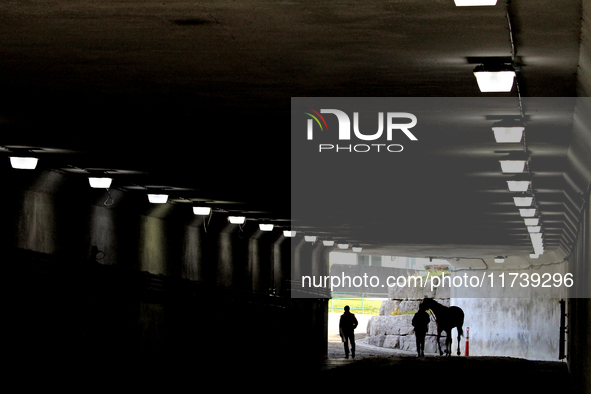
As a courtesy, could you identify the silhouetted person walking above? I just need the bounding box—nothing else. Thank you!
[412,302,431,357]
[339,305,358,359]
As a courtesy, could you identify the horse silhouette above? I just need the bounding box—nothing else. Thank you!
[421,297,464,356]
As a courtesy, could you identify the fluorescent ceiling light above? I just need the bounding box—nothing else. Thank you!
[228,216,245,224]
[148,194,168,204]
[492,121,524,143]
[519,208,536,217]
[454,0,497,6]
[304,235,317,242]
[10,157,38,169]
[507,180,530,192]
[323,240,335,246]
[193,207,211,215]
[524,218,540,226]
[352,247,363,252]
[494,256,505,263]
[473,65,516,92]
[283,230,296,237]
[513,196,533,207]
[529,254,539,259]
[88,177,112,189]
[259,223,274,231]
[527,226,541,233]
[337,243,349,249]
[500,160,526,173]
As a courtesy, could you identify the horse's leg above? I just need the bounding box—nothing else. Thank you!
[457,329,461,356]
[446,331,452,357]
[437,330,443,356]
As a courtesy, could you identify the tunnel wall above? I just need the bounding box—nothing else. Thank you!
[565,186,591,394]
[2,168,328,376]
[451,256,569,361]
[569,0,591,391]
[453,297,564,361]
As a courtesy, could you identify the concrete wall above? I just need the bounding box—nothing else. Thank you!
[453,297,563,361]
[565,188,591,394]
[449,254,570,361]
[568,0,591,392]
[2,167,329,375]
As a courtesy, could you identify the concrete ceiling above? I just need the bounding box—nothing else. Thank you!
[0,0,585,262]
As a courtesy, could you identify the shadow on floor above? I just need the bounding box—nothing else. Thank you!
[312,355,573,394]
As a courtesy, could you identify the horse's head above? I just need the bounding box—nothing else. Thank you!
[421,297,439,313]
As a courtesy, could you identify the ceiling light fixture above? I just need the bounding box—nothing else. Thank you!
[529,253,539,259]
[193,207,211,215]
[454,0,497,6]
[494,256,505,263]
[323,240,335,246]
[473,64,516,92]
[228,216,246,224]
[533,243,544,255]
[507,180,531,192]
[88,177,113,189]
[352,246,363,252]
[500,159,526,173]
[519,208,536,217]
[524,217,540,226]
[527,225,541,233]
[492,120,524,143]
[259,223,274,231]
[283,230,296,237]
[531,235,544,248]
[304,235,317,242]
[513,196,533,207]
[9,156,38,170]
[337,243,349,249]
[148,194,168,204]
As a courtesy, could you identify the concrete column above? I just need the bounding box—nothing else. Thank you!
[216,221,258,289]
[292,235,307,280]
[249,229,282,294]
[272,233,291,296]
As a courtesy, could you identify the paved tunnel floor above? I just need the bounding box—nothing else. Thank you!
[13,328,573,394]
[312,329,574,394]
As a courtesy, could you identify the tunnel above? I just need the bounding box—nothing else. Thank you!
[1,1,591,393]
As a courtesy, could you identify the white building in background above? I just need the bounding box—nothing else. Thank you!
[329,252,449,271]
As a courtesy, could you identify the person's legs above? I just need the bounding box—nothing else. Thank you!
[343,338,350,358]
[348,332,355,359]
[417,331,426,356]
[343,331,355,359]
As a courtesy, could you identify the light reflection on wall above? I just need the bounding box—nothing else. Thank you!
[182,224,201,281]
[217,229,233,287]
[139,215,167,275]
[17,190,57,254]
[88,205,118,266]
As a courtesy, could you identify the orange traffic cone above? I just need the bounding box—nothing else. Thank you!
[464,327,470,356]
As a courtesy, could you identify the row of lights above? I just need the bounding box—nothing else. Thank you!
[279,0,509,257]
[297,0,518,258]
[301,235,363,253]
[5,1,518,257]
[455,0,543,262]
[7,155,298,235]
[491,110,543,260]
